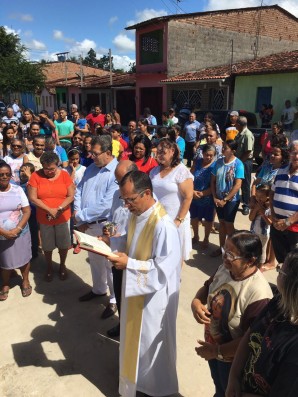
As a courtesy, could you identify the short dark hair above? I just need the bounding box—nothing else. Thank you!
[110,124,122,133]
[157,127,168,139]
[230,230,262,267]
[59,106,67,112]
[120,170,153,194]
[91,135,113,153]
[21,162,35,174]
[225,139,238,152]
[67,148,81,158]
[157,138,180,167]
[0,161,11,173]
[40,152,59,166]
[33,135,45,144]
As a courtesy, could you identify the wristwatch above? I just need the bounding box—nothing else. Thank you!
[285,218,291,227]
[176,217,185,223]
[223,197,229,202]
[217,345,224,360]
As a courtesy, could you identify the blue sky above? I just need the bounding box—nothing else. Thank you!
[1,0,297,70]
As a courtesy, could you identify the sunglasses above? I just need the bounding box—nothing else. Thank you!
[11,144,23,148]
[0,172,12,177]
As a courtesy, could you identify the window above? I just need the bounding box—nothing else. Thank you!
[209,88,225,110]
[49,96,52,107]
[46,96,48,107]
[72,93,76,104]
[140,29,163,65]
[172,90,202,110]
[62,93,66,104]
[256,87,272,112]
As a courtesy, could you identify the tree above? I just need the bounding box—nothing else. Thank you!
[128,62,136,73]
[83,48,98,68]
[0,26,45,95]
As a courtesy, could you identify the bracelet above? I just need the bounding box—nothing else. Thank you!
[175,217,184,223]
[16,226,23,232]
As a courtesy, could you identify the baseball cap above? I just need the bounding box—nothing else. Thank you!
[230,111,239,116]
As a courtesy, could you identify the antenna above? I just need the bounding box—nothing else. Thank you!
[253,1,264,59]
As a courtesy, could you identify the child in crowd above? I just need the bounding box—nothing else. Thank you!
[110,125,125,159]
[66,149,86,253]
[19,162,39,258]
[249,184,272,269]
[66,149,86,186]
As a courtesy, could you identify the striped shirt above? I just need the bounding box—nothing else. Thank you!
[272,164,298,231]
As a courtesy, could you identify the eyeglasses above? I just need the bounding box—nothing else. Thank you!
[119,190,146,204]
[91,150,106,158]
[11,144,23,148]
[276,264,287,277]
[221,247,243,262]
[0,172,12,177]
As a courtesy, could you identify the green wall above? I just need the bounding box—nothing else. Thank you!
[233,72,298,128]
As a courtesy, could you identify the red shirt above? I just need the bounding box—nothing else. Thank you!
[120,137,128,150]
[28,170,73,225]
[134,157,158,174]
[86,113,105,132]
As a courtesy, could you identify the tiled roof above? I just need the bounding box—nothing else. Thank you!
[47,72,136,89]
[161,50,298,83]
[44,61,109,84]
[126,5,297,30]
[82,73,136,88]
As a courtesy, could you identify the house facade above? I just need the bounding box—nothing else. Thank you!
[126,5,298,122]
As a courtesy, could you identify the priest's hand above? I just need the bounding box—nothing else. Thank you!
[195,340,217,361]
[107,252,128,269]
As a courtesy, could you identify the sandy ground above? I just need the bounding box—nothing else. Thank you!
[0,209,277,397]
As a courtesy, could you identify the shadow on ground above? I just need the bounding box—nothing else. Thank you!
[11,255,120,397]
[185,241,222,277]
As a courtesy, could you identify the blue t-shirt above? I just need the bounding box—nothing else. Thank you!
[212,157,244,201]
[184,120,200,143]
[176,136,185,161]
[192,158,215,206]
[257,163,278,186]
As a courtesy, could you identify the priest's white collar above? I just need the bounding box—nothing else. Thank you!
[136,200,158,222]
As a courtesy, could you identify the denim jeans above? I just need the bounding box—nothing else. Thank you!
[208,359,232,397]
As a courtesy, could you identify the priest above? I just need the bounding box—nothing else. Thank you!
[108,170,182,397]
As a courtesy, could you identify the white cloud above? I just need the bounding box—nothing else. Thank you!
[23,30,33,37]
[21,14,33,22]
[9,13,33,22]
[109,16,118,26]
[53,30,74,44]
[127,8,168,26]
[29,39,46,50]
[112,54,135,71]
[205,0,298,17]
[113,33,135,52]
[4,25,21,35]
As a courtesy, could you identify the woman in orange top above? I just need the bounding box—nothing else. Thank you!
[28,152,75,281]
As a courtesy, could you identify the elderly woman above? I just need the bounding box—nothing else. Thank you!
[23,135,45,171]
[150,138,193,260]
[130,134,158,174]
[226,249,298,397]
[28,152,74,281]
[0,161,32,300]
[3,138,26,185]
[191,230,273,397]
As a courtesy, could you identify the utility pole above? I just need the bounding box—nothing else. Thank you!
[79,54,84,86]
[109,48,113,111]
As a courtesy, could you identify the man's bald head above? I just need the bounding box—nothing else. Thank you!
[115,160,138,183]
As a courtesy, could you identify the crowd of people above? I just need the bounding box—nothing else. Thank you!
[0,101,298,397]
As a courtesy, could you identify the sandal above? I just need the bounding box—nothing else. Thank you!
[21,285,32,298]
[0,290,9,301]
[45,273,53,282]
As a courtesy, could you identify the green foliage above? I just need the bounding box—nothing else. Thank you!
[0,26,45,94]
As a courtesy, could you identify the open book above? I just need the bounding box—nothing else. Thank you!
[74,230,119,258]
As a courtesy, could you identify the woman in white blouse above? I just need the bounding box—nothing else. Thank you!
[150,138,194,261]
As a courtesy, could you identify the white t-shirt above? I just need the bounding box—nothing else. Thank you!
[282,106,297,125]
